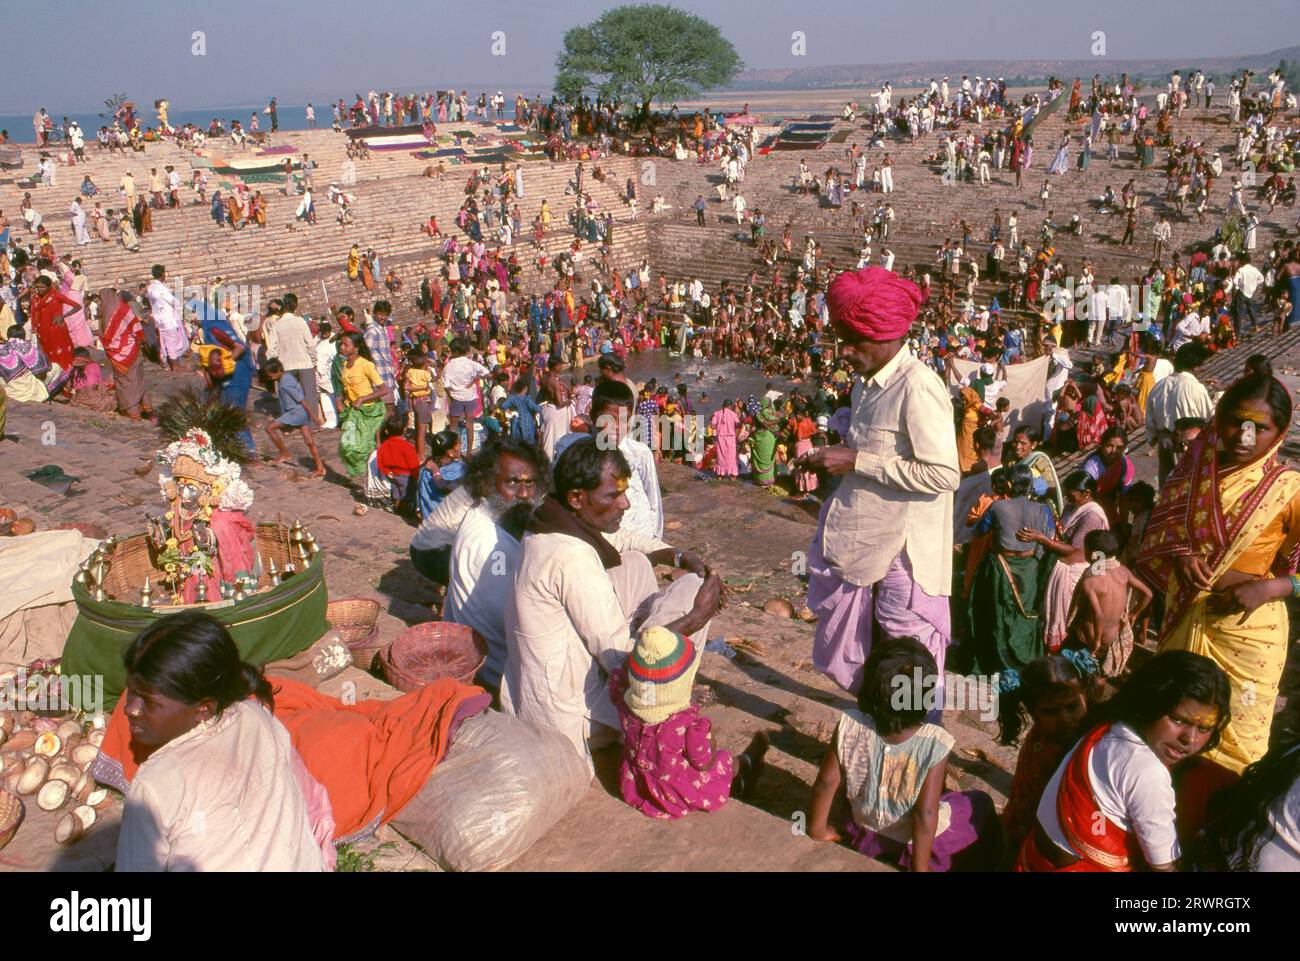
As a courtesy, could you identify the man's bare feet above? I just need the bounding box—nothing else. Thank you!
[311,467,327,478]
[272,454,292,464]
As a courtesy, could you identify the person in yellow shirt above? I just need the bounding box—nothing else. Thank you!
[403,349,436,461]
[337,332,390,483]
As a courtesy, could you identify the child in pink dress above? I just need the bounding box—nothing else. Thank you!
[610,626,768,819]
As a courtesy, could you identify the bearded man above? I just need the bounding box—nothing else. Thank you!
[444,437,551,698]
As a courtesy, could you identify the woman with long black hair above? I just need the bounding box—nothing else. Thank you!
[1188,733,1300,871]
[1018,650,1231,872]
[116,611,331,871]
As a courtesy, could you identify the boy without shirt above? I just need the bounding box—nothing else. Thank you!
[1066,529,1152,678]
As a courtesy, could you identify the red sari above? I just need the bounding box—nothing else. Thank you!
[1016,723,1146,872]
[28,287,79,370]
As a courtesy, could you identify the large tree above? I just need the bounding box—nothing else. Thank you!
[554,4,742,119]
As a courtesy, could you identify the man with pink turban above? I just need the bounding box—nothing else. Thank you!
[796,267,961,699]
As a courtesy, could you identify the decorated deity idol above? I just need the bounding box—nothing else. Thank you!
[150,429,257,604]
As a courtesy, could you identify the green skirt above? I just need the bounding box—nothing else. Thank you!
[339,400,386,478]
[967,552,1046,673]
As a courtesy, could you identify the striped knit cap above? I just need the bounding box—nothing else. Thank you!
[624,626,697,724]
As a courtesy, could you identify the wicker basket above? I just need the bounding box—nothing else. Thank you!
[325,598,383,669]
[95,523,302,601]
[382,622,486,692]
[0,789,24,853]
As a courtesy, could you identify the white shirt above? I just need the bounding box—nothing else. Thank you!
[618,436,663,539]
[147,279,180,332]
[1145,370,1215,440]
[444,501,521,688]
[1254,764,1300,871]
[1037,723,1180,867]
[117,701,327,872]
[1232,264,1264,299]
[315,336,337,389]
[410,484,474,552]
[821,347,960,594]
[1168,312,1209,351]
[270,312,317,372]
[502,523,670,765]
[442,355,490,402]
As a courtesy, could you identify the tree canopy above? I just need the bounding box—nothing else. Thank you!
[554,4,742,115]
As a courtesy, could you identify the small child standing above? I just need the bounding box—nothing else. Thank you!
[1275,290,1292,337]
[403,349,436,461]
[1065,529,1152,678]
[807,637,1000,871]
[376,413,421,515]
[996,651,1098,860]
[610,626,768,819]
[263,358,326,477]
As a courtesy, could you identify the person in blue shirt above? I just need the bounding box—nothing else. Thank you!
[263,358,326,476]
[501,377,542,442]
[416,430,466,519]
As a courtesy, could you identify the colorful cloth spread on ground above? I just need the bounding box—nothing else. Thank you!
[0,338,50,382]
[92,676,488,842]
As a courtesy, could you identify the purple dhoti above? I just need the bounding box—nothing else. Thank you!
[806,499,951,696]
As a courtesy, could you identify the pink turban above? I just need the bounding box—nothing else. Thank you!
[826,266,923,341]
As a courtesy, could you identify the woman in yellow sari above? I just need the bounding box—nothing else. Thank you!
[956,386,982,474]
[1137,374,1300,775]
[347,244,360,282]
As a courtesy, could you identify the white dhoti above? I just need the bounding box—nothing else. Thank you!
[539,401,574,460]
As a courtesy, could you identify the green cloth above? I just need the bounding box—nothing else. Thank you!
[60,553,329,711]
[338,400,386,478]
[750,427,777,485]
[967,552,1047,673]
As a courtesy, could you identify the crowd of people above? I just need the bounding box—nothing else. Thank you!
[4,66,1300,875]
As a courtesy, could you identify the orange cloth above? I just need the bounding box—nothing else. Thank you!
[97,676,485,839]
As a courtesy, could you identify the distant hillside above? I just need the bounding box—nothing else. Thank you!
[722,46,1300,91]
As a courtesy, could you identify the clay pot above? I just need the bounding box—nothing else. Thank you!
[9,519,35,537]
[0,508,15,536]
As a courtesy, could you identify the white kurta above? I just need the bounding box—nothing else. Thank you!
[502,525,670,761]
[444,501,521,687]
[116,701,328,872]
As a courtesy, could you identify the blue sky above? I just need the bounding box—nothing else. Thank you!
[4,0,1294,111]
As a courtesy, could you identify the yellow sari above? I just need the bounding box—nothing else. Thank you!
[1137,428,1300,773]
[347,248,360,282]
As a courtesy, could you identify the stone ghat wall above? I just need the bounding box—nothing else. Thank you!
[1,126,651,316]
[646,107,1278,330]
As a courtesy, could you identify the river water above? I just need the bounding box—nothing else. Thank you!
[617,351,798,417]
